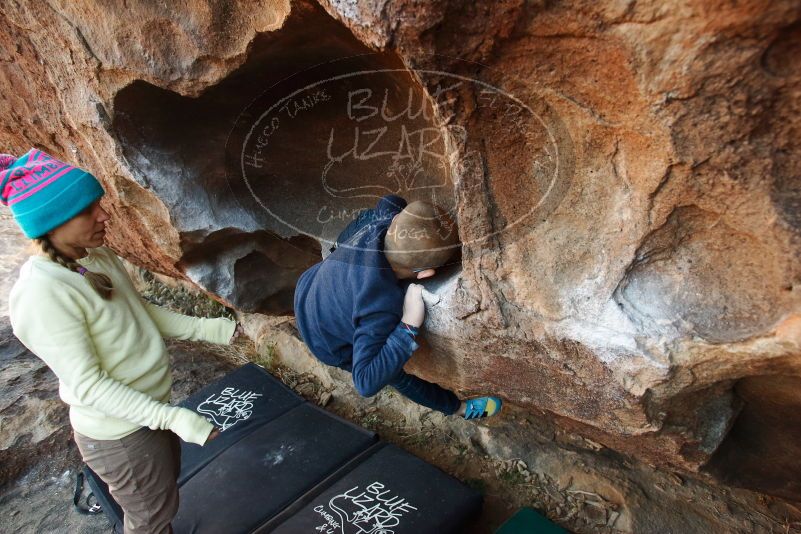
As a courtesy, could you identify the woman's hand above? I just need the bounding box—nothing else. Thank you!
[205,428,221,444]
[229,322,244,344]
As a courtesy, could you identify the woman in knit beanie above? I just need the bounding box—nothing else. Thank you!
[2,148,238,534]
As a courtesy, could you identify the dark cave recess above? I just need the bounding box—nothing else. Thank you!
[112,0,456,313]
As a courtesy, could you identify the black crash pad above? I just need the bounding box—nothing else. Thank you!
[172,403,377,533]
[264,444,482,534]
[83,363,482,533]
[177,363,303,485]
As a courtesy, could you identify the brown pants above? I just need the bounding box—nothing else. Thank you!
[74,428,181,534]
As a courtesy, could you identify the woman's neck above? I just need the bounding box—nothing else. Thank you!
[48,238,88,260]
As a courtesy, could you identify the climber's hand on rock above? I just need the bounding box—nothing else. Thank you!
[401,283,425,327]
[421,288,441,306]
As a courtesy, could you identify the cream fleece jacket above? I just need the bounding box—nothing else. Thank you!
[9,246,236,445]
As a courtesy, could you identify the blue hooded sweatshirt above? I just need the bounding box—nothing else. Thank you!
[293,195,418,397]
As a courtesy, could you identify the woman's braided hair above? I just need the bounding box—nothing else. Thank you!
[34,235,113,300]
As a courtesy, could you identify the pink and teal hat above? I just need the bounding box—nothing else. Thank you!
[0,148,105,238]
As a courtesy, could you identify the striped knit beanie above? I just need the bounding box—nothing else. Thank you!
[0,148,105,238]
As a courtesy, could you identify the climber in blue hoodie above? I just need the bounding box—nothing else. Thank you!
[294,194,502,419]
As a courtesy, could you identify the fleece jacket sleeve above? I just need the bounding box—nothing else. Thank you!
[11,283,213,445]
[143,301,236,345]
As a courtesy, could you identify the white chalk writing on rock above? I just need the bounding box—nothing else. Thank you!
[315,481,417,533]
[196,387,262,431]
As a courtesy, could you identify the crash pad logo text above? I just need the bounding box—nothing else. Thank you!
[314,481,417,533]
[196,387,262,431]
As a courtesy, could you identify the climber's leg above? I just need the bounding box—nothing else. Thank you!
[388,370,462,415]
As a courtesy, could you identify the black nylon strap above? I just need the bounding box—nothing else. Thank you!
[73,470,103,516]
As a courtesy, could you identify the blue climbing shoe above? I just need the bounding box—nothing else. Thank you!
[463,396,503,420]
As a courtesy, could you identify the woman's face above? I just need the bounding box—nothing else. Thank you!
[49,200,110,251]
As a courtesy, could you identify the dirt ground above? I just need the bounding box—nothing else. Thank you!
[0,328,515,534]
[0,227,800,533]
[256,346,801,534]
[4,326,801,533]
[2,316,801,533]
